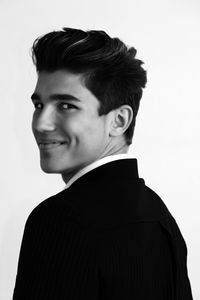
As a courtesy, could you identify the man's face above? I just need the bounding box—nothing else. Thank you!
[31,70,112,176]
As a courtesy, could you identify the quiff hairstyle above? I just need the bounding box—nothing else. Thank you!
[31,27,147,145]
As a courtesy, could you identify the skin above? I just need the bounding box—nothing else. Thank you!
[31,70,133,184]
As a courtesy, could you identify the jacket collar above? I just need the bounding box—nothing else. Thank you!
[64,154,137,190]
[57,158,171,228]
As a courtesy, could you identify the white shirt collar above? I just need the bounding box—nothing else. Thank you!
[63,153,135,190]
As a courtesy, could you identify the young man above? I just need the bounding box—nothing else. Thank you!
[13,28,193,299]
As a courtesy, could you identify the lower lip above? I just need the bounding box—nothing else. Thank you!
[39,143,67,151]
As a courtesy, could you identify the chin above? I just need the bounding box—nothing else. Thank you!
[40,161,64,174]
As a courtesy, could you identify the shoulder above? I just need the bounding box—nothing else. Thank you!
[24,189,80,230]
[142,183,174,220]
[91,220,175,269]
[91,215,187,263]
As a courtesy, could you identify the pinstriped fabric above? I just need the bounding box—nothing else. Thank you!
[13,159,193,299]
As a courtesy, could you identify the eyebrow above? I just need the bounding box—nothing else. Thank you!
[31,93,81,102]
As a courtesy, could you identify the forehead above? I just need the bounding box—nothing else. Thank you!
[35,70,86,93]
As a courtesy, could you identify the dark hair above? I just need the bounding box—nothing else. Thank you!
[31,27,147,145]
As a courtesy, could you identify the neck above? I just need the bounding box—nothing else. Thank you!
[61,144,129,185]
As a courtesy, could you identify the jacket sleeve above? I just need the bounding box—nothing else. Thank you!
[96,219,193,300]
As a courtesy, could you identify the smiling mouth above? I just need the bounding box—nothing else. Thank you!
[39,142,67,150]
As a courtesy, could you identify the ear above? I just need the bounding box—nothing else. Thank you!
[109,105,133,138]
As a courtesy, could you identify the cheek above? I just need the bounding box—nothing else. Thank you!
[60,111,107,141]
[62,114,99,135]
[61,117,86,136]
[82,121,107,148]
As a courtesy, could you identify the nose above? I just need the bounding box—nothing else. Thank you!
[32,106,56,133]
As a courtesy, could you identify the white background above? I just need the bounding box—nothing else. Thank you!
[0,0,199,299]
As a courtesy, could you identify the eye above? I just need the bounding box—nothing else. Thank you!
[33,102,43,110]
[32,102,77,111]
[59,103,77,110]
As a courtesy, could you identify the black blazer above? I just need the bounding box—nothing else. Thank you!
[13,159,193,299]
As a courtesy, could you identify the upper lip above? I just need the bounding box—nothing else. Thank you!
[38,139,67,144]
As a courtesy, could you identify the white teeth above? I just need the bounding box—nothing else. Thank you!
[39,142,66,149]
[40,142,65,145]
[40,143,60,145]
